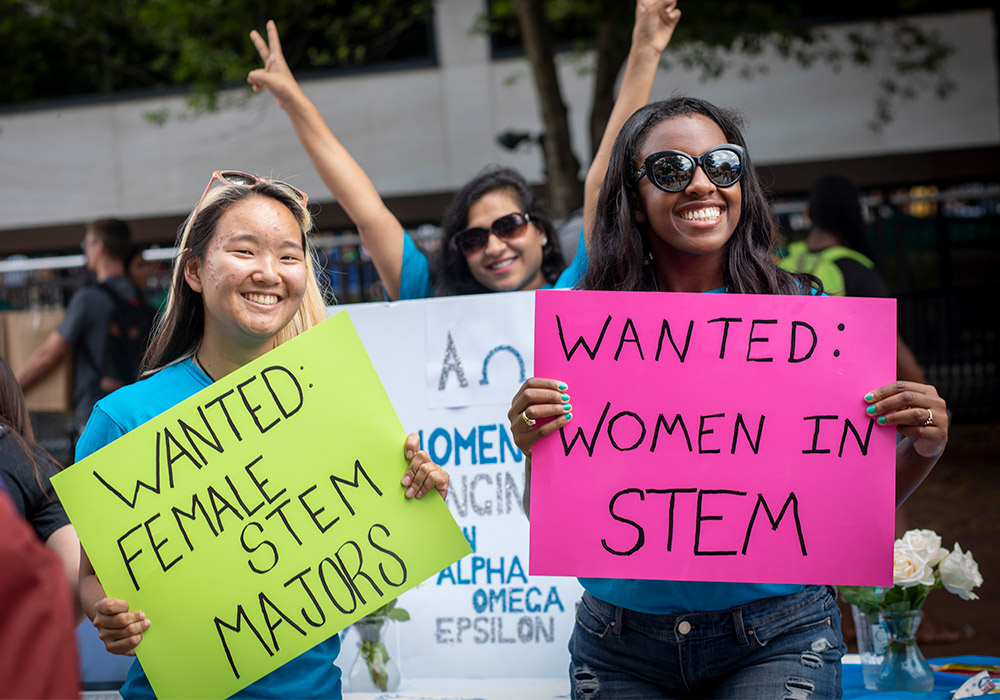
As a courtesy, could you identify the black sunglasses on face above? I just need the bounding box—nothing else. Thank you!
[452,212,532,255]
[633,144,745,193]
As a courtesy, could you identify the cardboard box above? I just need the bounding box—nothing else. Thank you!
[1,309,73,413]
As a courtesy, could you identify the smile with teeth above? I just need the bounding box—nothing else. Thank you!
[243,292,280,306]
[679,206,722,221]
[486,257,516,271]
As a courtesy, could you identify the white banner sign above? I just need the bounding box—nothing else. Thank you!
[344,292,581,680]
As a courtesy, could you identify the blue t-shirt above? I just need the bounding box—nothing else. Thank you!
[551,245,803,614]
[76,358,342,700]
[398,232,435,300]
[553,229,588,289]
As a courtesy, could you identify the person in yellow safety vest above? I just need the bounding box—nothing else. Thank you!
[781,175,964,645]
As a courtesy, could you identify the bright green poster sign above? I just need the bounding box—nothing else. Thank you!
[53,311,471,698]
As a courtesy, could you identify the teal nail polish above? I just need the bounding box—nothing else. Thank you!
[864,393,874,402]
[558,382,568,390]
[564,412,573,421]
[877,415,886,425]
[866,405,876,415]
[563,404,572,411]
[561,394,570,402]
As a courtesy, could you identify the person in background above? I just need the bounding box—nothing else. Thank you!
[509,96,949,698]
[125,246,154,301]
[779,174,929,385]
[77,170,449,699]
[0,483,80,699]
[17,219,149,438]
[780,173,963,644]
[247,20,568,300]
[0,355,82,623]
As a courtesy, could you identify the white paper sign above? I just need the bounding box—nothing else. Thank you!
[425,292,532,408]
[344,293,581,681]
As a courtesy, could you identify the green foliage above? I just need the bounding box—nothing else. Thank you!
[839,583,934,616]
[363,597,409,623]
[1,0,433,109]
[480,0,956,131]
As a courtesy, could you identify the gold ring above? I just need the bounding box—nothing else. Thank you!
[922,408,934,427]
[521,410,536,428]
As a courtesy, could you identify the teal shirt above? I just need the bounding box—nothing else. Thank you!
[76,359,343,699]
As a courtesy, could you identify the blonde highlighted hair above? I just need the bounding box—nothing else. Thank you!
[141,178,329,376]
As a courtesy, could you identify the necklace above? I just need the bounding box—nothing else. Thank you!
[193,353,216,382]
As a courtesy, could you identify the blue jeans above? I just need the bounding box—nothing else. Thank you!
[568,585,846,699]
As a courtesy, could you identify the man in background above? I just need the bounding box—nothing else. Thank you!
[17,219,153,444]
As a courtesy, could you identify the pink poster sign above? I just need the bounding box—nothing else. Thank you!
[531,290,896,586]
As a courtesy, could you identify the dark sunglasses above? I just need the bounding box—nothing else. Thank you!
[452,212,532,255]
[633,144,745,193]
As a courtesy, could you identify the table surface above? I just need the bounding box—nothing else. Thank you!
[842,654,998,700]
[81,655,998,699]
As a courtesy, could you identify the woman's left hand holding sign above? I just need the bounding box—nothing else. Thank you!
[93,597,150,656]
[401,433,449,500]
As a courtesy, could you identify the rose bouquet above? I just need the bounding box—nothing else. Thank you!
[840,528,984,614]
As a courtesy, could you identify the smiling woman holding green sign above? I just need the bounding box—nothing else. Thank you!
[508,97,950,698]
[76,171,449,699]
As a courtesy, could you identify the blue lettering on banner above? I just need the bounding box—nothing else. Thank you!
[479,345,526,386]
[471,586,565,614]
[418,425,524,469]
[436,555,528,586]
[462,526,477,552]
[455,428,476,466]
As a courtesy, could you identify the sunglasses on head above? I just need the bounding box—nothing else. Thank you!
[190,170,308,227]
[452,211,533,255]
[633,144,745,193]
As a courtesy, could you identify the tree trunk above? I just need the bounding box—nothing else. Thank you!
[515,0,584,219]
[589,12,632,159]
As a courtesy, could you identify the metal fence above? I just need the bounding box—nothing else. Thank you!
[776,185,1000,422]
[4,187,998,464]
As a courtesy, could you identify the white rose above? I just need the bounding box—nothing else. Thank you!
[892,540,936,588]
[939,543,984,601]
[899,529,949,566]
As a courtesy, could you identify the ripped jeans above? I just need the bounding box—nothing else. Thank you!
[568,585,846,699]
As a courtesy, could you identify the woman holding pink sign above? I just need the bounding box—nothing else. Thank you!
[508,97,949,698]
[76,170,450,699]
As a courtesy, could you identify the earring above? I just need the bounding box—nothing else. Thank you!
[642,251,652,266]
[541,236,548,246]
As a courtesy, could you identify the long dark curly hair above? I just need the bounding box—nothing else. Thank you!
[583,96,820,295]
[434,166,565,296]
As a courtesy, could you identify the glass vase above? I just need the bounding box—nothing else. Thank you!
[347,616,400,692]
[875,610,934,692]
[850,605,887,690]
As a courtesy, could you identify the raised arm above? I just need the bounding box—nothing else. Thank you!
[583,0,681,244]
[248,20,408,299]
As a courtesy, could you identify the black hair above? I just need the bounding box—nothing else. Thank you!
[0,357,62,497]
[435,166,565,296]
[583,96,821,295]
[88,218,132,263]
[808,174,875,260]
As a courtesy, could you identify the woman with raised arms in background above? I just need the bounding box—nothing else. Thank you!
[507,96,950,698]
[77,170,449,699]
[246,1,683,299]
